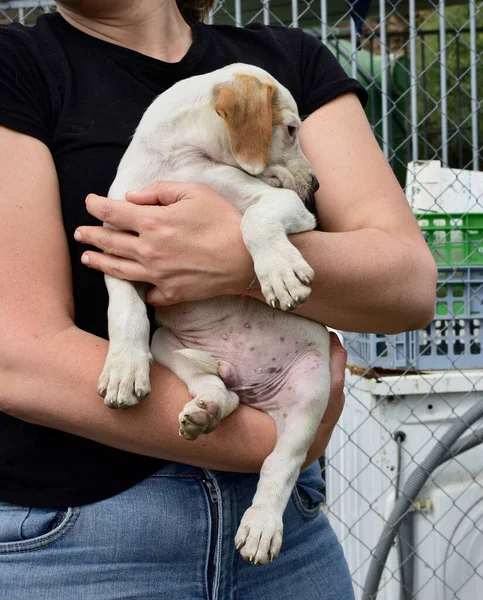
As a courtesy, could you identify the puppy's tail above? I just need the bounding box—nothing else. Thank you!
[174,349,220,376]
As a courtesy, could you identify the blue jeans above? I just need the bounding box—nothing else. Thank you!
[0,461,354,599]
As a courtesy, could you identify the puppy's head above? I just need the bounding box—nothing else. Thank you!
[213,68,318,199]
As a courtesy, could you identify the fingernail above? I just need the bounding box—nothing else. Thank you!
[74,230,82,241]
[81,253,90,265]
[126,189,141,195]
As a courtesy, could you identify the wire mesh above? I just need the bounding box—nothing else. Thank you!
[2,1,482,598]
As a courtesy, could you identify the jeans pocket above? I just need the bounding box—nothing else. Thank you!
[290,461,326,519]
[0,501,80,554]
[291,484,325,519]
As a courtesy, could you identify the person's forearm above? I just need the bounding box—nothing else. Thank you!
[249,228,437,334]
[1,325,277,472]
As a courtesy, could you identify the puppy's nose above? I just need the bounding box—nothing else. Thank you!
[311,174,320,193]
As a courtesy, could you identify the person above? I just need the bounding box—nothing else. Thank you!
[0,0,437,598]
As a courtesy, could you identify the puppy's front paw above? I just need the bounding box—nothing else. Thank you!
[255,242,315,311]
[258,165,294,190]
[235,506,283,565]
[98,351,152,409]
[178,395,222,440]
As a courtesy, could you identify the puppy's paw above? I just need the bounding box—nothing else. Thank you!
[255,242,315,311]
[235,506,283,565]
[258,166,294,190]
[98,350,152,409]
[178,395,222,440]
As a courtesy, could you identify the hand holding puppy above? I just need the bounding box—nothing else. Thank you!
[75,181,255,306]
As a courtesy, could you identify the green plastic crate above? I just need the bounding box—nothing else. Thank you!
[417,213,483,266]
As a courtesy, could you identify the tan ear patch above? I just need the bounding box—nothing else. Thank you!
[215,74,277,175]
[270,87,284,127]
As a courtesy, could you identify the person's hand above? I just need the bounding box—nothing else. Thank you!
[304,332,347,465]
[74,182,255,306]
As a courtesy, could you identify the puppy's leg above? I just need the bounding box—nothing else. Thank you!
[235,344,330,565]
[241,190,316,311]
[151,328,239,440]
[174,165,316,311]
[99,195,154,409]
[99,276,152,408]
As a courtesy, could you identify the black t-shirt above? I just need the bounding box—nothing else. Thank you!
[0,12,367,507]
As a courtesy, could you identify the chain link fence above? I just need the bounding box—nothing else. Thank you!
[2,1,482,598]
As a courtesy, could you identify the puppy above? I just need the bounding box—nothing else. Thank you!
[100,64,330,565]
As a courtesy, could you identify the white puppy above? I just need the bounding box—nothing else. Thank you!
[100,64,330,565]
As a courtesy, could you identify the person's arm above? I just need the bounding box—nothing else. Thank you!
[0,126,341,472]
[248,93,437,333]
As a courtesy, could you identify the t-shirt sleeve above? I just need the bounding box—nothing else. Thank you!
[298,31,368,118]
[0,25,53,145]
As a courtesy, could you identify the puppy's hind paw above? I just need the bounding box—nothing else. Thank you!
[235,506,283,565]
[178,395,222,440]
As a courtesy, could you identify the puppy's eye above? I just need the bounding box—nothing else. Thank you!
[287,125,297,139]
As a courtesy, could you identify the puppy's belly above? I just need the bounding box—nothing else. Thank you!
[221,347,323,412]
[160,297,329,412]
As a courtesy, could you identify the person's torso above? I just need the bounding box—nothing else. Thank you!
[0,12,314,507]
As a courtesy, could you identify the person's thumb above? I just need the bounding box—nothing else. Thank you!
[126,181,190,206]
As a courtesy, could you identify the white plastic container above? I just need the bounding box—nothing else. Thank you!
[327,369,483,599]
[406,160,483,214]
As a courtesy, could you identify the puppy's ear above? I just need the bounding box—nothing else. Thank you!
[215,75,275,176]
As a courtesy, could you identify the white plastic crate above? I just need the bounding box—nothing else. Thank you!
[326,370,483,600]
[406,161,483,214]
